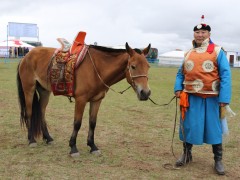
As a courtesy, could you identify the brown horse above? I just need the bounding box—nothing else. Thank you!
[17,42,151,156]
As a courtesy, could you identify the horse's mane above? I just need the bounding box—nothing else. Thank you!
[89,45,126,53]
[89,45,142,55]
[133,48,142,54]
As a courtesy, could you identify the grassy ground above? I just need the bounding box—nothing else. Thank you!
[0,61,239,179]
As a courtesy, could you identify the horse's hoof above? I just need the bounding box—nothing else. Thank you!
[91,150,101,156]
[29,142,37,148]
[70,152,80,157]
[47,141,54,145]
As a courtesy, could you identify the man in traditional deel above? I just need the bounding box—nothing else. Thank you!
[174,15,231,175]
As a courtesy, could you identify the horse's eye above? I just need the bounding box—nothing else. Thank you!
[131,65,136,70]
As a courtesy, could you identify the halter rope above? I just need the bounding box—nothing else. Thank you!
[89,49,180,169]
[87,49,121,93]
[87,50,148,94]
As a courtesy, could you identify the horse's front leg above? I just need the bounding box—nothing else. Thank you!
[87,100,102,155]
[69,100,86,157]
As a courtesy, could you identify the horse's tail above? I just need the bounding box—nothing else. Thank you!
[17,63,43,138]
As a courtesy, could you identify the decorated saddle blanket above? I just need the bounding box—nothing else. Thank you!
[49,31,88,97]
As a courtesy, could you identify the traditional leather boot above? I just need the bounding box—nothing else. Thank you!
[175,142,193,167]
[212,144,225,175]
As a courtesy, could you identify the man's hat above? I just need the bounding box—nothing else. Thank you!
[193,15,211,32]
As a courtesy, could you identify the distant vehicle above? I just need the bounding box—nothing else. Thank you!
[146,48,158,63]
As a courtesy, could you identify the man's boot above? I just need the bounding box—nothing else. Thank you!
[175,142,193,167]
[212,144,225,175]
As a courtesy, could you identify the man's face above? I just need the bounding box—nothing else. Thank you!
[194,30,211,45]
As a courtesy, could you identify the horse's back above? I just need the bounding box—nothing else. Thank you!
[19,47,56,90]
[22,47,56,67]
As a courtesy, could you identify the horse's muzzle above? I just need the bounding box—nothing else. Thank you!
[138,89,151,101]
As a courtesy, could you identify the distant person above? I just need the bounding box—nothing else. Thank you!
[174,15,231,175]
[9,47,12,58]
[24,47,29,56]
[14,47,17,58]
[18,46,24,57]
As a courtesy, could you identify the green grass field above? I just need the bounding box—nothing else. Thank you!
[0,61,239,179]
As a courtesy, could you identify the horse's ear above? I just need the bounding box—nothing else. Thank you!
[142,44,151,56]
[125,42,135,57]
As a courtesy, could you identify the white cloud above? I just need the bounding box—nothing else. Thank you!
[0,0,239,53]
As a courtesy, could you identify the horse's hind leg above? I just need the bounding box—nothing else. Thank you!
[24,89,38,146]
[87,100,102,155]
[42,121,54,144]
[18,64,41,146]
[37,85,54,144]
[69,99,87,156]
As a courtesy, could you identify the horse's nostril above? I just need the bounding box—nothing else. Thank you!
[140,89,150,100]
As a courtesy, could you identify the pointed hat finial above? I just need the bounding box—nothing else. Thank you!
[193,15,211,31]
[201,15,205,23]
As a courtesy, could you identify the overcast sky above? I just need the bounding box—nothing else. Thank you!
[0,0,239,54]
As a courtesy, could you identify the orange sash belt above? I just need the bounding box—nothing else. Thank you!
[179,91,189,120]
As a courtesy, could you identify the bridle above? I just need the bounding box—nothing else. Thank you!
[127,61,149,92]
[89,49,180,170]
[88,50,149,94]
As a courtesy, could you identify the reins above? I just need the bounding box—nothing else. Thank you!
[87,49,123,94]
[149,96,179,156]
[118,85,132,94]
[148,96,176,107]
[88,49,180,169]
[87,50,147,95]
[147,95,183,170]
[158,96,189,170]
[162,96,181,170]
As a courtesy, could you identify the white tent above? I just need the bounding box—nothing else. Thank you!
[0,40,34,48]
[0,40,34,57]
[158,50,185,66]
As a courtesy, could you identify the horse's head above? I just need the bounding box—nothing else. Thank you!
[125,42,151,101]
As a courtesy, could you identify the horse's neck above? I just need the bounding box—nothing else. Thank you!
[91,50,128,86]
[108,58,128,85]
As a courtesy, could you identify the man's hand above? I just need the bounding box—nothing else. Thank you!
[219,103,228,107]
[175,91,182,98]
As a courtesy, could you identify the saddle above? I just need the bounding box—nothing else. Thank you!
[50,31,89,97]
